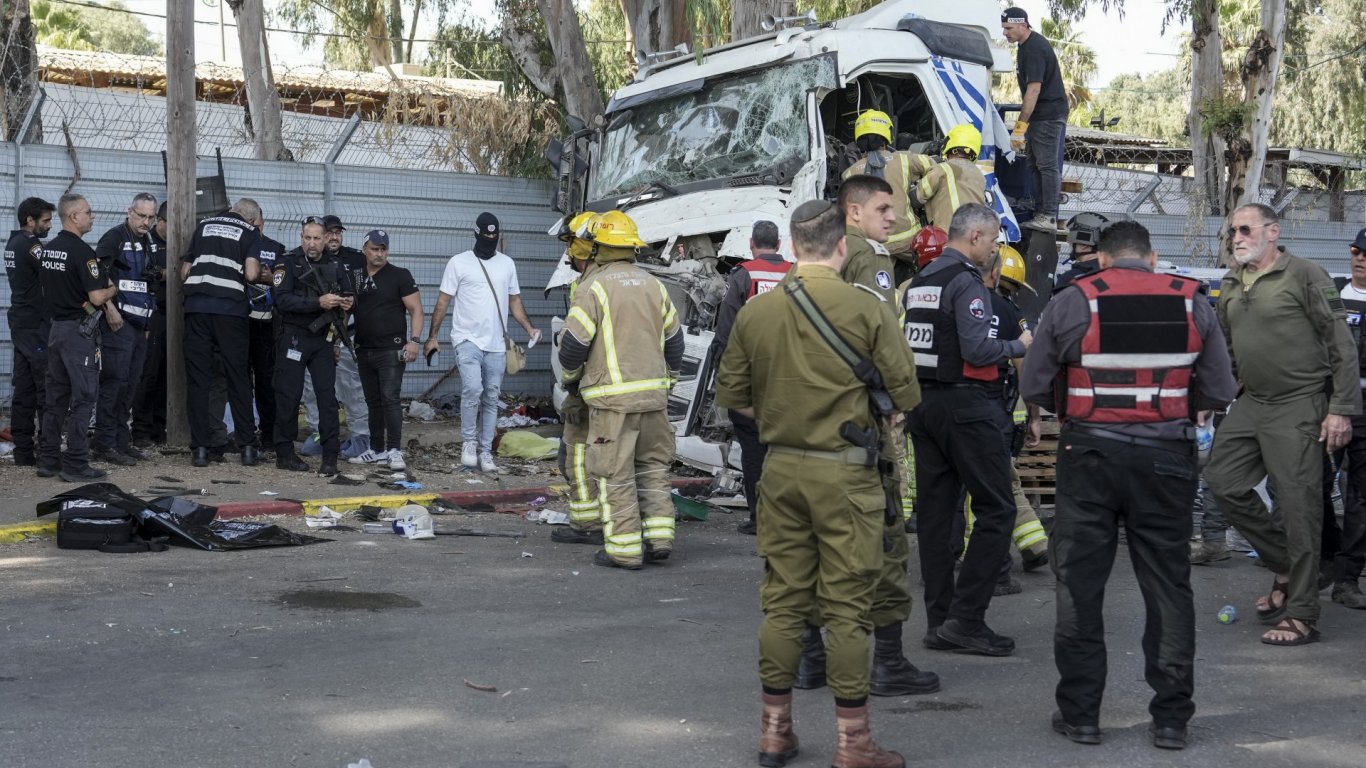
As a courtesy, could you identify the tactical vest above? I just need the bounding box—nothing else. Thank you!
[739,255,792,299]
[1061,269,1201,423]
[905,259,1000,384]
[1334,277,1366,387]
[112,229,157,329]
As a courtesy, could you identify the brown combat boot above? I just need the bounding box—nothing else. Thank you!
[758,691,799,767]
[832,704,904,768]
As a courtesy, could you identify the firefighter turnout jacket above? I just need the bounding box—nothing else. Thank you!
[844,149,936,256]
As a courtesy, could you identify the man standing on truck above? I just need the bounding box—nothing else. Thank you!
[1002,6,1069,232]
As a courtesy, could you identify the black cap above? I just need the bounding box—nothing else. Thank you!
[475,212,500,239]
[1001,6,1029,25]
[1353,227,1366,252]
[157,201,167,220]
[364,229,390,248]
[321,214,346,232]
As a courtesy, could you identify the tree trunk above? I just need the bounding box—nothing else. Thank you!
[405,0,423,63]
[1188,0,1224,218]
[228,0,291,161]
[540,0,603,121]
[1223,0,1287,217]
[366,0,393,68]
[388,0,405,63]
[620,0,693,62]
[1,0,40,142]
[731,0,794,43]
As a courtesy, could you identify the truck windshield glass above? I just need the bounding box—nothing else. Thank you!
[590,55,837,201]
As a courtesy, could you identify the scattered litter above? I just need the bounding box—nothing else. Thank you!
[529,496,548,507]
[379,480,424,491]
[156,475,183,483]
[571,571,579,576]
[496,430,558,459]
[259,490,279,496]
[521,551,534,558]
[394,505,436,540]
[496,413,536,428]
[362,522,395,535]
[210,479,243,485]
[329,474,366,486]
[464,478,484,484]
[306,507,344,529]
[463,679,498,693]
[0,442,14,456]
[579,659,597,663]
[526,509,570,526]
[407,401,436,421]
[346,759,374,768]
[659,598,688,603]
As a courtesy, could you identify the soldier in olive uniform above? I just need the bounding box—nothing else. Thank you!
[717,199,919,768]
[838,174,898,304]
[1205,203,1361,646]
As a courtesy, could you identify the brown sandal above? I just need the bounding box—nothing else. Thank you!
[1260,617,1320,646]
[1256,578,1289,624]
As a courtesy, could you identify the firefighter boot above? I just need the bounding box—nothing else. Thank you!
[869,624,940,696]
[832,704,904,768]
[792,624,826,690]
[758,691,800,767]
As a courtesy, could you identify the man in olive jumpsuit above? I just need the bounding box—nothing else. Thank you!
[718,199,919,768]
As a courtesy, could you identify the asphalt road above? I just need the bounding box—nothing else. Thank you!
[3,511,1365,768]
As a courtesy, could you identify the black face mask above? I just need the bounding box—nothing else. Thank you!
[474,235,498,259]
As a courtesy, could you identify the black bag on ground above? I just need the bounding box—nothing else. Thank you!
[57,501,136,551]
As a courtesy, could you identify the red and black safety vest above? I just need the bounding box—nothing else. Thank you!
[1061,269,1202,423]
[739,254,792,299]
[905,259,1000,384]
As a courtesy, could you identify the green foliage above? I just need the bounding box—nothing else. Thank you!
[32,0,158,55]
[1078,69,1191,144]
[273,0,458,69]
[1198,94,1250,141]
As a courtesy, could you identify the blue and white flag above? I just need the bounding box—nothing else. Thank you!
[930,56,1022,242]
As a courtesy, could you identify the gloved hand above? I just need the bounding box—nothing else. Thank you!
[1010,121,1028,153]
[560,391,588,426]
[667,369,681,388]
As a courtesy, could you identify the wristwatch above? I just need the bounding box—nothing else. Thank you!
[409,336,421,344]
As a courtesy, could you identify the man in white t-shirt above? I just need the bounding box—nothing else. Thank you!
[424,212,541,471]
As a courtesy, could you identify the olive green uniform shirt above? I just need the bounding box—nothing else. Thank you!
[839,224,897,305]
[715,263,920,450]
[1217,249,1362,416]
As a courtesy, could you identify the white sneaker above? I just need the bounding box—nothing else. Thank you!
[479,451,498,473]
[348,448,390,465]
[388,450,407,471]
[461,442,478,468]
[1022,214,1057,231]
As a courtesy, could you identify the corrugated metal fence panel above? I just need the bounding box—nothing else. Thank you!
[0,144,566,408]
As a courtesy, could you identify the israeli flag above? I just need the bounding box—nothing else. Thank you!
[930,56,1022,242]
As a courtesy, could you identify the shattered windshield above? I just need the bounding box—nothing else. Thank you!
[589,55,837,201]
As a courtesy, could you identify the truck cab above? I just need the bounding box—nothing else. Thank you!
[546,0,1031,471]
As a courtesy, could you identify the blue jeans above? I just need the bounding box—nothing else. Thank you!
[1027,118,1066,218]
[456,340,505,452]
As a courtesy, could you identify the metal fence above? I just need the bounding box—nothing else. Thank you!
[0,142,568,410]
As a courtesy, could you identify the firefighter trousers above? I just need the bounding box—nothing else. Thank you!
[561,416,601,531]
[757,451,884,699]
[587,408,675,567]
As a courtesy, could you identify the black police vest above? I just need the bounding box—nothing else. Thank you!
[1335,277,1366,385]
[278,252,339,330]
[905,259,1001,384]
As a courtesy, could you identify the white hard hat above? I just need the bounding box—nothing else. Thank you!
[393,504,435,540]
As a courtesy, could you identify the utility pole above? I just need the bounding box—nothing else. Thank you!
[165,0,196,446]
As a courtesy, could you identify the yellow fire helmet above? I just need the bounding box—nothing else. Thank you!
[944,123,982,160]
[854,109,894,144]
[560,212,598,261]
[558,211,597,243]
[998,244,1037,294]
[587,209,647,262]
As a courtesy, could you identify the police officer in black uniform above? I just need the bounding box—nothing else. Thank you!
[904,202,1030,656]
[91,192,159,466]
[4,196,55,466]
[1022,221,1236,750]
[131,202,169,447]
[273,217,352,474]
[180,198,263,467]
[36,193,118,482]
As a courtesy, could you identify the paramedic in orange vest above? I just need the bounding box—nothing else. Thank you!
[711,219,793,536]
[1021,220,1236,750]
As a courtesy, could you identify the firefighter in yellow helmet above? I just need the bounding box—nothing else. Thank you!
[551,212,605,546]
[911,123,989,232]
[843,109,937,279]
[557,210,685,569]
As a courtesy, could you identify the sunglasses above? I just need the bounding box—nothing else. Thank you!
[302,216,324,226]
[1226,222,1271,239]
[1352,246,1365,258]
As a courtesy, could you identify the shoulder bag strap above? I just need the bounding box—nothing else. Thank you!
[474,257,511,345]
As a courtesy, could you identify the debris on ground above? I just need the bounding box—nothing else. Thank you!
[498,431,559,460]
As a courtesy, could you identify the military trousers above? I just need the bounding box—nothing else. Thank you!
[1206,393,1327,622]
[560,415,601,531]
[39,320,100,472]
[7,320,50,458]
[909,385,1017,629]
[587,407,675,566]
[757,451,884,699]
[1052,428,1198,729]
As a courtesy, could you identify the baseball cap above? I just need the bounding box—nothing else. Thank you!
[321,214,346,232]
[1352,227,1366,251]
[364,229,390,248]
[475,212,500,239]
[1001,6,1029,25]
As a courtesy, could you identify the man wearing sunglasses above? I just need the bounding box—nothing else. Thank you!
[1324,228,1366,610]
[1205,204,1362,647]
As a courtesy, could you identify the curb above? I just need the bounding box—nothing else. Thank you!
[0,521,57,544]
[214,477,714,520]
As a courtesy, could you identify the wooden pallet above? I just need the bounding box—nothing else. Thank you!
[1015,417,1059,510]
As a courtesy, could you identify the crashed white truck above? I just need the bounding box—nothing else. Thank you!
[543,0,1042,473]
